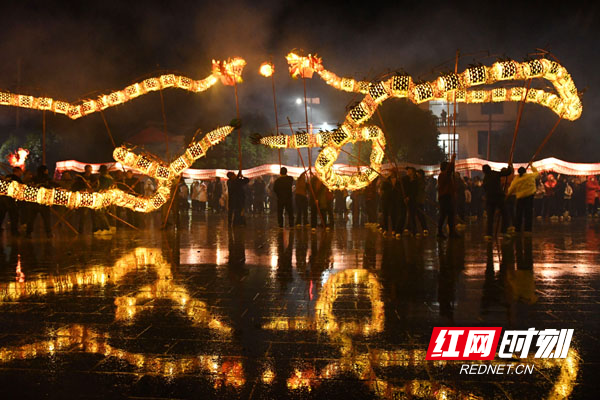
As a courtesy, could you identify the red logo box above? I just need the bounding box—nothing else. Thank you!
[426,327,502,360]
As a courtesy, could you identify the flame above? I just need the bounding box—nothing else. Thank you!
[211,57,246,86]
[285,52,322,79]
[16,254,25,283]
[259,62,274,77]
[8,148,29,169]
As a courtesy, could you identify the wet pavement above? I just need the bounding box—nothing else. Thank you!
[0,213,598,399]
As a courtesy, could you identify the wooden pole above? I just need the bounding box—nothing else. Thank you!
[159,89,169,160]
[99,110,116,148]
[452,50,459,156]
[494,79,534,239]
[106,211,140,231]
[162,176,181,229]
[487,111,491,160]
[269,60,282,167]
[356,141,362,172]
[508,78,533,165]
[446,94,451,157]
[50,208,78,235]
[162,175,181,229]
[233,81,242,171]
[16,58,21,129]
[42,110,46,165]
[527,116,563,168]
[376,108,401,172]
[302,77,312,171]
[287,118,326,227]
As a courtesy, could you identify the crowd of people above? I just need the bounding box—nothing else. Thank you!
[1,161,599,238]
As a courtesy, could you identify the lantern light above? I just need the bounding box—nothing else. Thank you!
[259,62,274,77]
[257,53,583,191]
[0,59,246,119]
[0,126,234,212]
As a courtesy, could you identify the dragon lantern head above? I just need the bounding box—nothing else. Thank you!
[211,57,246,86]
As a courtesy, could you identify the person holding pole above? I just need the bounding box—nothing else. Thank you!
[273,167,294,228]
[507,166,539,234]
[482,163,513,240]
[227,171,249,226]
[437,153,459,239]
[294,171,309,226]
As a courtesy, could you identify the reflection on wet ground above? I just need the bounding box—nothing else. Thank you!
[0,214,598,399]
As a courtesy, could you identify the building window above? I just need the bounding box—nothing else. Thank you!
[438,133,458,156]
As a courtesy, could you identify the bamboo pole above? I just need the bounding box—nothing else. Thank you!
[99,110,116,148]
[234,81,242,171]
[527,116,563,168]
[159,89,169,160]
[268,59,282,167]
[42,110,46,165]
[508,79,533,165]
[162,176,181,229]
[50,208,78,235]
[302,77,312,171]
[106,211,140,231]
[287,118,326,227]
[452,50,459,156]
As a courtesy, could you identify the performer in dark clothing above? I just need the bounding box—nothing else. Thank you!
[0,167,24,235]
[253,177,266,214]
[364,177,379,224]
[437,153,459,239]
[210,177,223,212]
[124,170,143,228]
[482,164,513,238]
[273,167,294,227]
[26,166,55,238]
[93,165,113,233]
[380,173,400,234]
[294,172,309,225]
[403,167,419,234]
[227,171,249,226]
[415,169,429,235]
[309,174,322,229]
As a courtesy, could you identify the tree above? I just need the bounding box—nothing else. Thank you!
[0,135,20,166]
[352,99,444,165]
[191,112,280,170]
[0,131,60,171]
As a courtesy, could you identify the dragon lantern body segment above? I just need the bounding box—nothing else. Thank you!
[257,53,582,191]
[0,125,234,212]
[0,58,245,211]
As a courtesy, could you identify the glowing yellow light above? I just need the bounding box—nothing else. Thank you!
[0,58,244,119]
[261,368,275,384]
[0,323,244,384]
[285,52,322,79]
[259,62,274,77]
[211,57,246,86]
[0,125,234,212]
[258,52,583,191]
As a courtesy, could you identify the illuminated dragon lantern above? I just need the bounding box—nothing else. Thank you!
[0,58,246,212]
[255,51,583,191]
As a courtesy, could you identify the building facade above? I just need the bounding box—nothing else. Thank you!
[425,101,518,160]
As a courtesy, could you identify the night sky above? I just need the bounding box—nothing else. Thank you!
[0,0,598,164]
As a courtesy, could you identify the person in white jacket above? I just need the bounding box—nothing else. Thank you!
[191,180,208,211]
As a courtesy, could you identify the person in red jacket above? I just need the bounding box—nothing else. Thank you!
[544,173,558,218]
[586,175,600,216]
